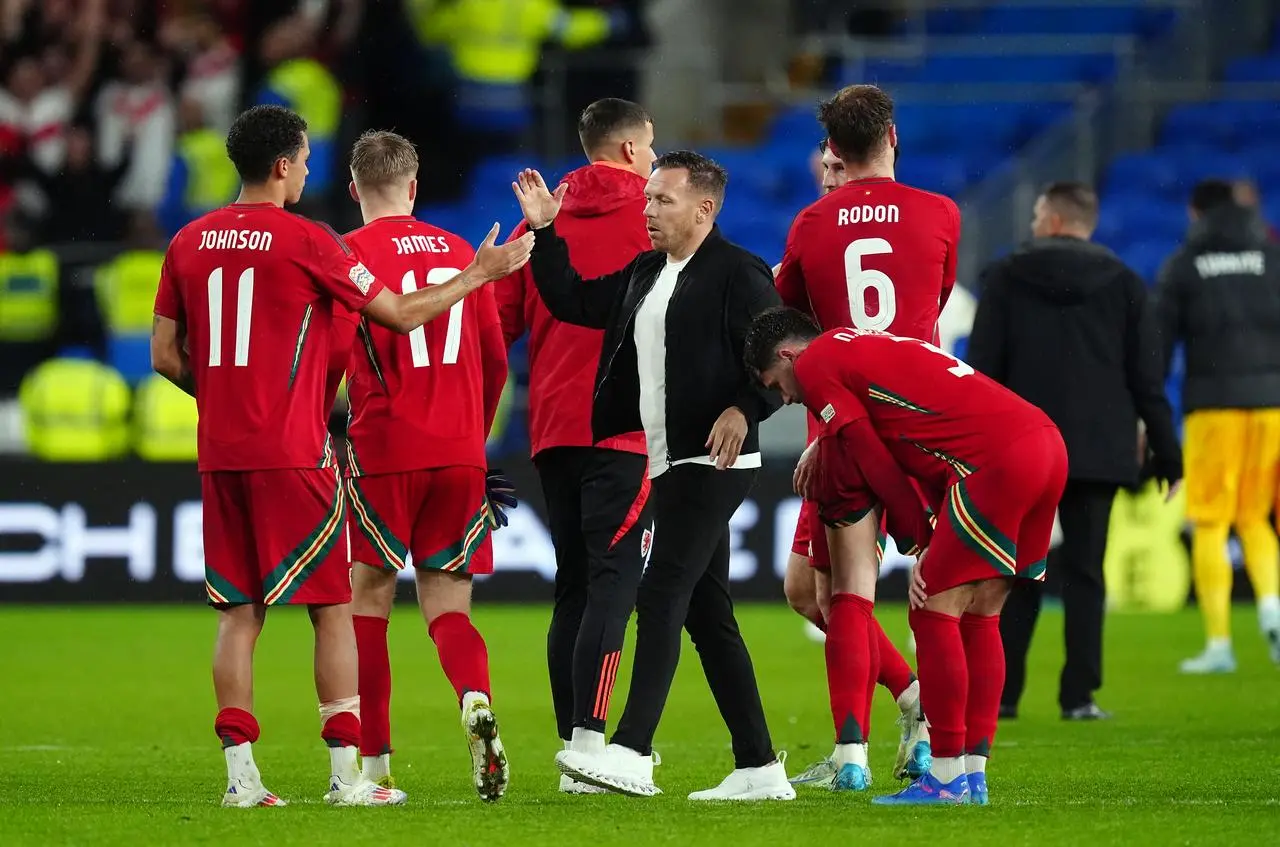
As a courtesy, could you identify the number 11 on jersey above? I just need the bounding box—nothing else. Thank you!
[402,268,464,368]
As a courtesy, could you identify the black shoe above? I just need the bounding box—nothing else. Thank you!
[997,704,1018,720]
[1061,702,1111,721]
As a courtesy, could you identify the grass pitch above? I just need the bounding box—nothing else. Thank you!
[1,603,1276,845]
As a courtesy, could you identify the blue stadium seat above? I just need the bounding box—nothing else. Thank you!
[896,155,970,197]
[467,154,542,201]
[1118,239,1179,284]
[1104,152,1182,200]
[108,335,154,384]
[978,5,1146,36]
[767,105,822,148]
[1224,54,1280,82]
[1096,195,1187,246]
[915,53,1117,84]
[1161,103,1240,149]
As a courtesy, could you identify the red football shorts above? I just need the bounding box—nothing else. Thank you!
[791,499,835,569]
[346,466,493,575]
[923,426,1068,594]
[201,466,351,607]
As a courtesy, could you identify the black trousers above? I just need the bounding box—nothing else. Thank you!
[611,464,775,769]
[536,447,652,739]
[1001,479,1118,711]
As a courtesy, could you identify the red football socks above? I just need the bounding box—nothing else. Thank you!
[873,616,915,700]
[321,710,361,749]
[429,612,492,704]
[910,607,967,758]
[214,707,260,748]
[826,593,876,744]
[354,614,392,757]
[960,613,1004,757]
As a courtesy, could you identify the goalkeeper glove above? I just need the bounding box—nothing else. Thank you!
[484,468,518,530]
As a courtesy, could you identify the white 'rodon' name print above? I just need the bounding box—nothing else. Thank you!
[198,229,273,251]
[837,204,900,226]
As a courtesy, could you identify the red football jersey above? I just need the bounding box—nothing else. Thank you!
[343,217,505,476]
[153,203,383,472]
[776,177,960,342]
[795,329,1053,495]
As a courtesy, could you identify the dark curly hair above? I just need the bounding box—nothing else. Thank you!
[225,105,308,183]
[743,307,821,376]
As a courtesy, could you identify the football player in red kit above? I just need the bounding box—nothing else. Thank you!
[774,84,960,791]
[745,308,1068,806]
[150,106,533,807]
[339,131,514,802]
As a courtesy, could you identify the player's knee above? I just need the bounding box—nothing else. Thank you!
[784,558,819,619]
[966,578,1012,617]
[352,562,397,617]
[416,569,473,623]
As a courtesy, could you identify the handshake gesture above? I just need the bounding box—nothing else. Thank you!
[512,169,568,231]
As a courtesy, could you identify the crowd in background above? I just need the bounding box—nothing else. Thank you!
[0,0,640,411]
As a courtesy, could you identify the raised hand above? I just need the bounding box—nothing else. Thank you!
[511,168,567,230]
[472,222,535,282]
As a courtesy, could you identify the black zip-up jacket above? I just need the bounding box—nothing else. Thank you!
[967,235,1181,486]
[527,221,782,465]
[1154,205,1280,411]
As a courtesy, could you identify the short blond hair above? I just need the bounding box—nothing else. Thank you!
[349,130,418,191]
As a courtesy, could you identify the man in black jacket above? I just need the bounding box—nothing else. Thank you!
[967,181,1182,721]
[1155,180,1280,675]
[512,152,792,801]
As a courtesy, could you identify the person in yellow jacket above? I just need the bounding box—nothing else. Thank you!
[19,357,131,461]
[159,98,240,236]
[408,0,628,138]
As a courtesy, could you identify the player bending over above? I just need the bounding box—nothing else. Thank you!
[340,131,517,802]
[150,105,533,808]
[774,83,961,789]
[745,307,1067,806]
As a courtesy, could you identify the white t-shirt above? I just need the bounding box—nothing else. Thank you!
[633,254,761,479]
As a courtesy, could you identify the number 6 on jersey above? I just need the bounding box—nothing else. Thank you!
[845,238,897,332]
[402,267,465,367]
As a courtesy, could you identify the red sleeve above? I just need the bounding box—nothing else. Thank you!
[835,419,933,555]
[774,214,810,313]
[795,343,933,554]
[154,248,182,319]
[793,342,868,434]
[493,263,528,349]
[939,197,960,311]
[476,285,508,437]
[303,220,385,312]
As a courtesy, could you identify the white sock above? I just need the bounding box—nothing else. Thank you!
[931,755,965,783]
[833,743,868,769]
[1258,595,1280,626]
[329,745,360,785]
[362,753,390,782]
[1208,636,1233,653]
[461,691,490,715]
[896,678,920,713]
[965,754,987,775]
[224,741,260,784]
[571,727,606,755]
[563,738,572,752]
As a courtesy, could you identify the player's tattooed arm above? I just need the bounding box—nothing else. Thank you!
[150,315,196,397]
[362,223,535,334]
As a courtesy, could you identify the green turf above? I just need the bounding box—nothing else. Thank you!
[1,604,1276,845]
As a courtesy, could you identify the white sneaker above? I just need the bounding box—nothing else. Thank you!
[221,776,286,807]
[555,744,661,797]
[324,775,407,806]
[892,682,932,781]
[688,753,796,801]
[462,692,509,802]
[1179,644,1237,674]
[803,621,827,643]
[559,773,607,794]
